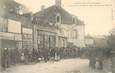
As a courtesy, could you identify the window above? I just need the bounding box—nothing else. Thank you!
[57,16,60,22]
[75,30,78,39]
[56,13,61,23]
[72,18,75,24]
[72,17,75,24]
[72,16,77,24]
[71,30,78,39]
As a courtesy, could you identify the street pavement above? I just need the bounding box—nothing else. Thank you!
[1,58,111,73]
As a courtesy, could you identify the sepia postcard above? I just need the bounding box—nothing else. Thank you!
[0,0,115,73]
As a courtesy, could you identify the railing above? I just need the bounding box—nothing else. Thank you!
[0,32,33,43]
[14,33,22,41]
[0,32,22,41]
[0,32,15,40]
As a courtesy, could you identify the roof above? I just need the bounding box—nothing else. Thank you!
[3,0,29,21]
[33,5,76,25]
[4,0,22,9]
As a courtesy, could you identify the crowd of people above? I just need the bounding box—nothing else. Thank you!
[1,47,79,70]
[2,45,110,71]
[89,48,105,70]
[81,46,112,70]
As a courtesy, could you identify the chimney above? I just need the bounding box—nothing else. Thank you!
[55,0,61,7]
[41,5,45,10]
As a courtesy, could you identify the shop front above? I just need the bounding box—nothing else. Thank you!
[22,34,33,51]
[0,39,17,70]
[37,30,56,49]
[0,32,22,70]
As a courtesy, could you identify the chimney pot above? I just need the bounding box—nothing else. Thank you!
[41,5,45,10]
[55,0,61,7]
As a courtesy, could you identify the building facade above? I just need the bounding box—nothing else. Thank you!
[0,0,85,71]
[0,0,32,70]
[32,0,85,50]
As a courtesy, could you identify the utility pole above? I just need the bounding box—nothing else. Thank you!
[0,0,5,71]
[21,20,23,51]
[31,13,34,49]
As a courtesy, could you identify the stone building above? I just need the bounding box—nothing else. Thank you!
[32,0,85,50]
[0,0,32,70]
[0,0,33,50]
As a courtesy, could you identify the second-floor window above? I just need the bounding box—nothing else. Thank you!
[72,16,77,24]
[56,14,61,23]
[72,18,75,24]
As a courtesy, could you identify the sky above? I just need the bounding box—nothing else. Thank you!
[16,0,115,36]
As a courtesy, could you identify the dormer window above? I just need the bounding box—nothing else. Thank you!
[72,18,75,24]
[57,16,60,23]
[56,13,61,23]
[72,16,77,24]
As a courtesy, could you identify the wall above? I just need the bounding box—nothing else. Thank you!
[60,23,85,48]
[74,24,85,48]
[56,24,70,47]
[56,36,67,48]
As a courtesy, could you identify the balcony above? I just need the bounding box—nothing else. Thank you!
[0,32,22,41]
